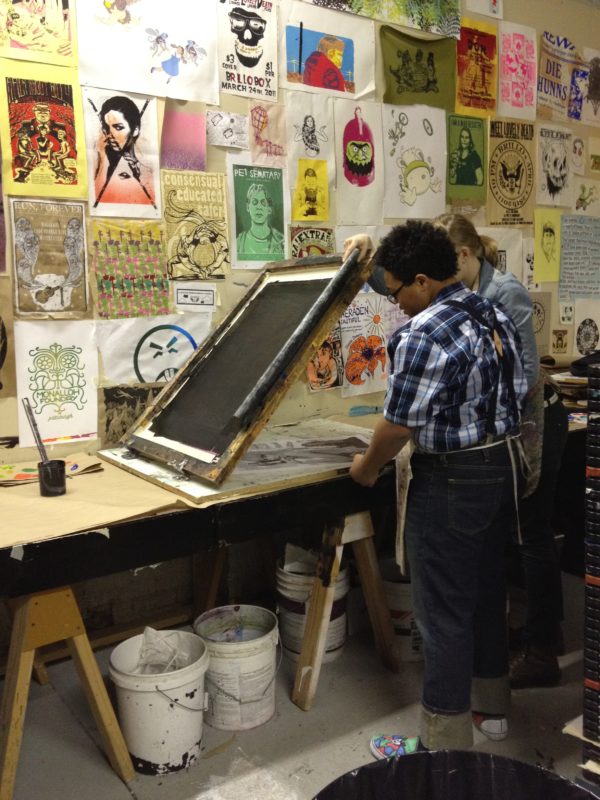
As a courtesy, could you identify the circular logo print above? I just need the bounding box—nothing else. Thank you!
[576,318,600,355]
[489,141,534,210]
[133,325,197,382]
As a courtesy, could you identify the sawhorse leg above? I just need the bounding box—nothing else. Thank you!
[0,586,134,800]
[291,512,400,711]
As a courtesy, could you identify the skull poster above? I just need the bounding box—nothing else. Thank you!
[486,117,535,226]
[162,170,229,281]
[280,0,375,99]
[455,17,497,118]
[218,0,278,101]
[89,219,170,319]
[497,21,537,122]
[382,104,447,220]
[77,0,218,104]
[0,60,87,198]
[533,207,562,283]
[537,31,586,122]
[334,99,383,225]
[14,319,98,448]
[536,125,572,208]
[10,199,87,316]
[83,87,161,220]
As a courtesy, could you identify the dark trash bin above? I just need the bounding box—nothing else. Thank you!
[313,751,598,800]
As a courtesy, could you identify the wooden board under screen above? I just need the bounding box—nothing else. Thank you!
[120,251,372,486]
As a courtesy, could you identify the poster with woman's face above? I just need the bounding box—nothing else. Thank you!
[227,155,289,269]
[83,87,161,219]
[447,114,486,203]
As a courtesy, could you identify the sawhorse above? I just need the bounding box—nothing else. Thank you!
[0,586,134,800]
[292,511,400,710]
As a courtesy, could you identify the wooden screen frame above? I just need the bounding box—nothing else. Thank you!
[121,251,372,485]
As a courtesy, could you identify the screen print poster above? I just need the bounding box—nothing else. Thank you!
[536,124,572,208]
[0,0,76,66]
[227,156,288,269]
[294,0,460,38]
[382,104,446,220]
[380,25,455,111]
[89,219,169,319]
[292,158,329,222]
[77,0,218,103]
[218,0,278,101]
[447,114,486,205]
[162,170,229,281]
[334,100,383,225]
[160,99,206,172]
[340,292,390,398]
[10,199,87,316]
[582,48,600,129]
[287,91,335,190]
[14,319,98,447]
[537,31,585,122]
[497,21,537,121]
[83,87,161,220]
[290,226,335,258]
[280,0,375,99]
[534,207,562,283]
[0,60,86,198]
[487,118,534,226]
[455,17,497,118]
[249,100,287,165]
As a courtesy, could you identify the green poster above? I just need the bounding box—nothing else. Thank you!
[380,25,456,110]
[447,115,487,204]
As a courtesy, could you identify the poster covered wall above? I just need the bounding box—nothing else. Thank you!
[218,0,278,101]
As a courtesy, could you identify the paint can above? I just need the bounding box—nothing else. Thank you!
[193,605,278,731]
[109,630,208,775]
[276,559,350,662]
[379,558,423,662]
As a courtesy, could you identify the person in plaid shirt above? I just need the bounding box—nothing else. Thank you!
[347,221,527,755]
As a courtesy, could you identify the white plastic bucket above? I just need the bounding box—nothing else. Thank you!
[108,630,209,775]
[276,560,350,663]
[379,558,423,662]
[193,604,278,731]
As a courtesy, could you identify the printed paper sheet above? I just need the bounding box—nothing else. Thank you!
[582,48,600,128]
[537,31,585,122]
[77,0,218,103]
[83,87,161,219]
[206,111,248,150]
[96,313,211,384]
[0,0,76,66]
[287,91,335,190]
[280,0,375,99]
[160,100,206,171]
[339,292,389,398]
[534,208,562,282]
[0,60,86,198]
[291,159,329,222]
[14,319,98,447]
[290,226,335,258]
[249,100,287,165]
[573,178,600,217]
[455,17,497,118]
[574,299,600,355]
[497,21,537,121]
[227,155,288,269]
[465,0,503,18]
[162,170,229,281]
[380,25,456,111]
[218,0,278,101]
[89,218,169,318]
[559,215,600,301]
[382,104,446,220]
[10,198,87,316]
[334,99,383,225]
[100,385,162,447]
[536,125,572,208]
[447,114,486,205]
[486,118,535,226]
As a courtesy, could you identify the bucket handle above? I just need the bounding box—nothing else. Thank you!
[205,647,283,705]
[154,686,208,712]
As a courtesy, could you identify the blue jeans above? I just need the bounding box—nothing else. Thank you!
[405,442,518,719]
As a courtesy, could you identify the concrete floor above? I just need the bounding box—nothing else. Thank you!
[3,573,594,800]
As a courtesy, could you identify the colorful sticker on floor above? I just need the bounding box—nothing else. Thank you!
[10,198,87,315]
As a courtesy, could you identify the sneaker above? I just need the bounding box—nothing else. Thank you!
[472,713,508,741]
[510,647,560,689]
[370,734,423,760]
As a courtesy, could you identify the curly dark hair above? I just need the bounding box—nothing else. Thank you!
[375,220,458,284]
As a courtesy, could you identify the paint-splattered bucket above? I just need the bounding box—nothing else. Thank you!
[108,630,209,775]
[193,604,279,731]
[276,559,350,662]
[379,558,423,662]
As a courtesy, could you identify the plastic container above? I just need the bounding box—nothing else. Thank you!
[379,558,423,662]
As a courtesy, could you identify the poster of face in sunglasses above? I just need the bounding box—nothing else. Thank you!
[218,0,279,101]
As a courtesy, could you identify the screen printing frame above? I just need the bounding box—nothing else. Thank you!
[121,251,371,486]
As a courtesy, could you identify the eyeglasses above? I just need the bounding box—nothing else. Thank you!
[386,283,406,304]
